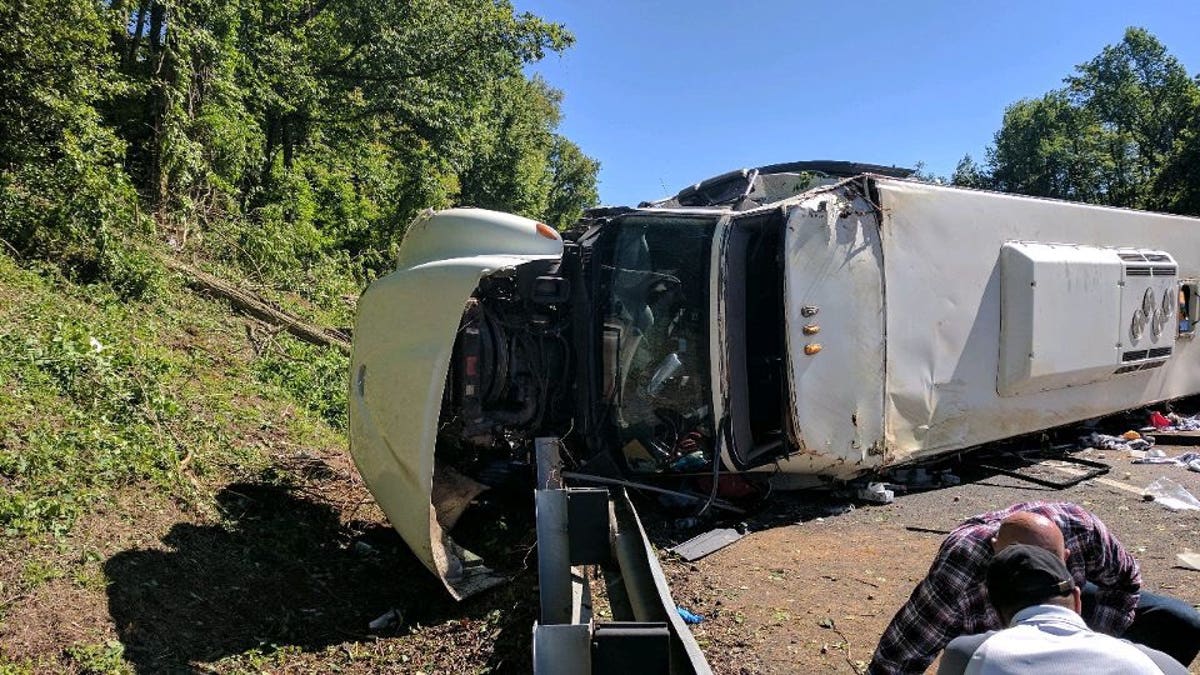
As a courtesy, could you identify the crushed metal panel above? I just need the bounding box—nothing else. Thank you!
[609,490,713,674]
[532,437,711,675]
[778,187,887,476]
[668,528,744,562]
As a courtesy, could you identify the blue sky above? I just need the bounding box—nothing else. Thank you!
[514,1,1200,206]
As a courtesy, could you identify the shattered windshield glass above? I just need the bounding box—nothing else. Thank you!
[601,216,716,474]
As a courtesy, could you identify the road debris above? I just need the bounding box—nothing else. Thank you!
[1177,551,1200,572]
[1149,411,1200,432]
[669,528,745,562]
[1132,450,1200,472]
[368,608,404,632]
[676,606,705,624]
[1082,432,1153,453]
[856,482,894,504]
[1144,477,1200,511]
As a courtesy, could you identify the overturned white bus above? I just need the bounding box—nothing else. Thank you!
[348,161,1200,597]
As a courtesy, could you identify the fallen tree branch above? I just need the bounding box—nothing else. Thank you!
[159,256,352,354]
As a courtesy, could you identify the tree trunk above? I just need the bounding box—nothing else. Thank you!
[160,256,352,354]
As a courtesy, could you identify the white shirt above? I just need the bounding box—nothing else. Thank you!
[960,604,1169,674]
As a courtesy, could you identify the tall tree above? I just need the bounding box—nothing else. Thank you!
[950,154,988,189]
[987,92,1108,203]
[1066,26,1196,197]
[0,0,136,275]
[982,27,1200,214]
[2,0,600,288]
[1151,80,1200,214]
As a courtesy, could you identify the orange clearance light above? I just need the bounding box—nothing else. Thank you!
[535,222,560,240]
[804,343,823,355]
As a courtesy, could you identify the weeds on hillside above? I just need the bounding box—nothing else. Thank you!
[0,317,183,536]
[252,335,349,432]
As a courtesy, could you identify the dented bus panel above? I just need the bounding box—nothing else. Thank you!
[349,162,1200,597]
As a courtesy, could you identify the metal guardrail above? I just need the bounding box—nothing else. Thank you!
[532,437,712,675]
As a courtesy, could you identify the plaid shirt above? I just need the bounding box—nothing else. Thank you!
[869,502,1141,675]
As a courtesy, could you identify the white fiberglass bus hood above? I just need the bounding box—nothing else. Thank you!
[348,208,562,599]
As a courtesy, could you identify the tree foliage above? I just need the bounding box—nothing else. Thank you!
[0,0,599,292]
[980,27,1200,216]
[0,0,140,284]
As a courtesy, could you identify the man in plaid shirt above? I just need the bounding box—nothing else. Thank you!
[869,501,1200,674]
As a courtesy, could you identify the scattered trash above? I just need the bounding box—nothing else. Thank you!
[1177,550,1200,572]
[368,608,404,632]
[676,606,704,624]
[1082,432,1153,453]
[353,541,378,556]
[857,482,894,504]
[1151,411,1200,432]
[1132,450,1200,472]
[1144,477,1200,511]
[669,527,745,561]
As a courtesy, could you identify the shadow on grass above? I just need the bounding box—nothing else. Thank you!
[105,482,536,673]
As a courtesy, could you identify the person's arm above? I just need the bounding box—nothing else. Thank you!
[869,537,981,675]
[936,633,994,675]
[1062,504,1140,634]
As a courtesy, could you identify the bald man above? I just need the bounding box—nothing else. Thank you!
[868,502,1200,674]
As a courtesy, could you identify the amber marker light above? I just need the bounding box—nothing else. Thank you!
[804,343,823,355]
[536,222,560,240]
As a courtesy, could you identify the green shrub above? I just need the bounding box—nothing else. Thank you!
[252,336,348,431]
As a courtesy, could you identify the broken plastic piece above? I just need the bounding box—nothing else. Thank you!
[1144,477,1200,511]
[676,606,704,624]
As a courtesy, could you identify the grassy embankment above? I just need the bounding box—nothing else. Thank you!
[0,253,534,673]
